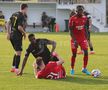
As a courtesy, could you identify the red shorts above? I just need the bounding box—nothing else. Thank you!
[71,39,88,53]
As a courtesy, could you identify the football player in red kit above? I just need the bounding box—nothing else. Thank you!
[33,52,66,79]
[69,5,91,75]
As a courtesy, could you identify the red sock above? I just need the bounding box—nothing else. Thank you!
[71,56,76,69]
[83,56,88,68]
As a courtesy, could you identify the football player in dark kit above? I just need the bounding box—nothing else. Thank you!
[17,34,57,76]
[7,4,28,74]
[84,11,95,54]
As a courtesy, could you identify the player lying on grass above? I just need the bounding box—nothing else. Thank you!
[17,33,58,75]
[33,53,66,79]
[69,5,91,75]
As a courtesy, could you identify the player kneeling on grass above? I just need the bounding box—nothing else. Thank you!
[33,53,66,79]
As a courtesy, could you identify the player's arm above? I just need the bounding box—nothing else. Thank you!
[55,53,64,65]
[37,39,56,55]
[6,20,11,40]
[46,39,56,54]
[69,17,76,41]
[33,61,38,78]
[69,27,75,40]
[33,61,43,79]
[18,25,26,39]
[17,56,29,76]
[17,47,31,76]
[88,17,92,32]
[18,16,26,39]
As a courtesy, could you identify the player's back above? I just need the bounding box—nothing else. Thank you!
[10,12,24,39]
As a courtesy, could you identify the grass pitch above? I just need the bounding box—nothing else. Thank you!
[0,32,108,90]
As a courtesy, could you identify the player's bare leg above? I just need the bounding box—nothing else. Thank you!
[88,40,95,54]
[82,50,91,75]
[70,48,77,75]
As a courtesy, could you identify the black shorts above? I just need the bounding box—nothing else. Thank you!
[10,37,22,51]
[51,56,59,62]
[43,55,59,65]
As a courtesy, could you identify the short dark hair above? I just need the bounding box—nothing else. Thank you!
[28,33,35,39]
[76,5,84,11]
[20,4,28,10]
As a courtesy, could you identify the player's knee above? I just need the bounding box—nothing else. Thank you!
[72,53,77,58]
[83,50,88,56]
[16,51,21,56]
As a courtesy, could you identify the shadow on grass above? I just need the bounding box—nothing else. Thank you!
[56,75,108,85]
[21,73,34,78]
[21,73,108,85]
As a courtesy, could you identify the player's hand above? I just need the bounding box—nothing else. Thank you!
[52,52,58,57]
[33,61,37,68]
[17,71,23,76]
[88,26,92,32]
[7,34,10,40]
[50,52,58,60]
[23,33,26,40]
[88,28,91,32]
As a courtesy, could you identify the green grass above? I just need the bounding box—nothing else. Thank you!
[0,32,108,90]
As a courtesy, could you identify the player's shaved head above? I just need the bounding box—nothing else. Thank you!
[28,34,36,44]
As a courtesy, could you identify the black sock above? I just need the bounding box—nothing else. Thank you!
[90,47,94,51]
[12,54,16,67]
[15,55,21,69]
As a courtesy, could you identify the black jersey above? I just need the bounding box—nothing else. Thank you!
[85,14,91,30]
[10,12,26,39]
[25,39,51,65]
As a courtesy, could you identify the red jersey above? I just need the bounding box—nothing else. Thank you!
[36,61,66,79]
[69,15,87,43]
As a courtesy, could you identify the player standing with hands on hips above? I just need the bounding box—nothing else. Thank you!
[69,5,91,75]
[7,4,28,74]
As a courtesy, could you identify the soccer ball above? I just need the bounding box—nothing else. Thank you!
[91,69,101,78]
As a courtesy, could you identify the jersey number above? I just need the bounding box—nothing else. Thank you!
[47,72,59,79]
[13,16,17,27]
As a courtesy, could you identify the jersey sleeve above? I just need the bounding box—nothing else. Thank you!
[40,39,50,45]
[17,15,25,27]
[38,39,50,48]
[9,16,12,22]
[9,14,14,24]
[69,17,74,27]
